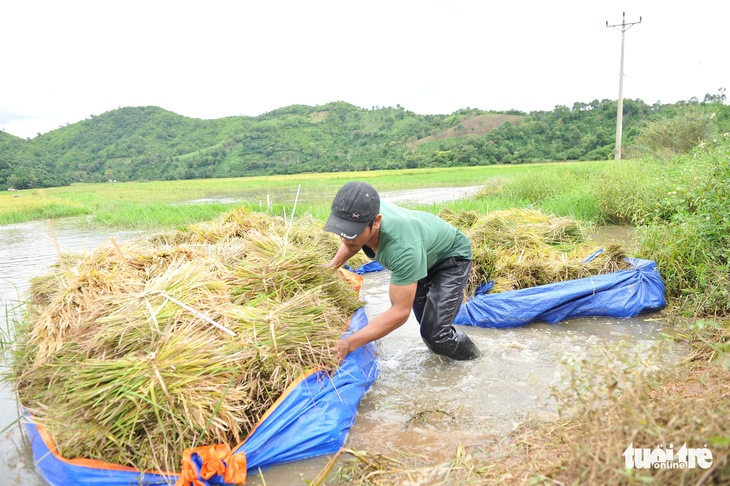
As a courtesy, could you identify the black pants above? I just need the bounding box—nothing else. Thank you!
[412,257,481,360]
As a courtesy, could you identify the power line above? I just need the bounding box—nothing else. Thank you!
[607,12,642,163]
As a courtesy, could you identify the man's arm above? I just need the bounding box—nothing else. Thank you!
[325,242,360,270]
[334,281,417,364]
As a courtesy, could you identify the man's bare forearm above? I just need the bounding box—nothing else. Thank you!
[334,281,416,364]
[336,304,410,359]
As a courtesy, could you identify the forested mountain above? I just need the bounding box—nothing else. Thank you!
[1,97,728,190]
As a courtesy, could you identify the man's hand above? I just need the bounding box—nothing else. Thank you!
[319,338,350,376]
[334,338,351,366]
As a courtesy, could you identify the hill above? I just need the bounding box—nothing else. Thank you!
[2,97,726,190]
[3,103,518,188]
[0,130,64,189]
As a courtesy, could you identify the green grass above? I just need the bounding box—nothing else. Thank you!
[408,161,606,224]
[91,201,241,228]
[0,195,91,224]
[0,162,607,229]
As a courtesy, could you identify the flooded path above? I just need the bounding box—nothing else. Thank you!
[0,188,663,485]
[380,185,483,205]
[347,271,660,455]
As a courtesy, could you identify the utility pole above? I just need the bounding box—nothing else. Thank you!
[607,12,641,163]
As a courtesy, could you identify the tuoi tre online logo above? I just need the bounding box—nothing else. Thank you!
[623,443,713,469]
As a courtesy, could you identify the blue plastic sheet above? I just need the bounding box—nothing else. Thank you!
[24,306,378,486]
[234,306,377,469]
[454,258,666,328]
[345,261,385,275]
[349,255,665,328]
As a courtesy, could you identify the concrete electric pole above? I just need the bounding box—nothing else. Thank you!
[607,12,641,163]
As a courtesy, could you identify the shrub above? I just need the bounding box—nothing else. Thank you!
[624,107,715,159]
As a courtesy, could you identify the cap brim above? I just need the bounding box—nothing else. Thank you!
[324,213,369,240]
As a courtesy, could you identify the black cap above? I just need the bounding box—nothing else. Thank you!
[324,181,380,240]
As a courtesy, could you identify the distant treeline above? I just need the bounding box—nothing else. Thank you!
[1,93,729,190]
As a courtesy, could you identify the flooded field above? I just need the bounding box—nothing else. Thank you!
[0,188,663,485]
[380,185,483,205]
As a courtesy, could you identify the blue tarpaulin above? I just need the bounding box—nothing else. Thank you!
[345,261,386,275]
[453,257,666,328]
[349,254,665,328]
[233,306,377,468]
[24,305,378,486]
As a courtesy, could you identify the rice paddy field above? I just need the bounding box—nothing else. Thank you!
[1,141,729,485]
[0,162,606,228]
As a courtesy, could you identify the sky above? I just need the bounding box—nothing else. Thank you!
[1,0,728,139]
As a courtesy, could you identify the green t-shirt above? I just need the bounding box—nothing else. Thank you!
[362,200,472,286]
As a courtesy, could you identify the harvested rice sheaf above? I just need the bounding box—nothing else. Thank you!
[438,207,632,297]
[10,209,363,473]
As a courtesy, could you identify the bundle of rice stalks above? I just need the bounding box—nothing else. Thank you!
[467,244,498,297]
[438,207,481,229]
[491,243,630,293]
[229,229,363,317]
[466,208,586,251]
[286,215,371,270]
[151,208,285,246]
[10,210,363,473]
[447,208,631,297]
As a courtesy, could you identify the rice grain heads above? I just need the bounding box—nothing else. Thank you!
[10,209,363,473]
[440,207,632,296]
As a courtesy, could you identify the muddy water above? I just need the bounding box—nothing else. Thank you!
[589,225,640,255]
[0,190,662,486]
[381,185,483,205]
[247,209,662,484]
[246,269,662,485]
[346,271,660,454]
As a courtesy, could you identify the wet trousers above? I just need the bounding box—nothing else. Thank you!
[412,257,481,360]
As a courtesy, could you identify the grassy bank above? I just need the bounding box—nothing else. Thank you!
[413,163,604,223]
[0,163,606,228]
[464,135,730,316]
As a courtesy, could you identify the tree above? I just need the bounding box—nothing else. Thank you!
[703,88,727,104]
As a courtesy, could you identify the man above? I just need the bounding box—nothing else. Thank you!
[324,181,481,364]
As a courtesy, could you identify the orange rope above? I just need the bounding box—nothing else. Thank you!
[175,444,247,486]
